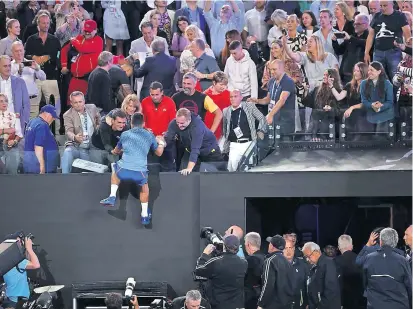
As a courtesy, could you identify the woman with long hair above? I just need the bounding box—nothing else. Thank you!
[107,94,141,129]
[140,0,175,43]
[301,10,319,38]
[333,2,355,36]
[286,14,307,52]
[150,10,168,41]
[267,9,288,47]
[330,62,369,139]
[306,68,342,141]
[360,61,394,137]
[219,29,241,70]
[171,16,190,58]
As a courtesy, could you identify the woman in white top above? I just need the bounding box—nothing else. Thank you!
[180,25,214,74]
[267,9,287,47]
[101,0,130,56]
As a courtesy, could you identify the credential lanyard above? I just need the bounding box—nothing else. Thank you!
[270,80,280,100]
[231,108,242,130]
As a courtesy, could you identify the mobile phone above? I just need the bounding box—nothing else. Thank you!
[395,37,404,44]
[335,32,346,39]
[22,61,33,67]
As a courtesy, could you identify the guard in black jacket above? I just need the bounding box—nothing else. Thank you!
[244,232,266,309]
[171,290,211,309]
[194,234,247,309]
[302,242,341,309]
[258,235,294,309]
[363,228,412,309]
[283,239,309,309]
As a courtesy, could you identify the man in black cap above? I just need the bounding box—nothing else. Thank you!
[258,235,294,309]
[194,234,248,309]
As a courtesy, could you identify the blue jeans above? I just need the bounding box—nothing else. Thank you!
[373,48,402,80]
[61,145,102,174]
[0,144,20,175]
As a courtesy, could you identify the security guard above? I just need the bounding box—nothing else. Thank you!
[258,235,294,309]
[194,235,248,309]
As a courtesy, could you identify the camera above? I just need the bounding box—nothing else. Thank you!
[124,278,136,299]
[149,299,172,309]
[334,32,346,39]
[200,227,224,255]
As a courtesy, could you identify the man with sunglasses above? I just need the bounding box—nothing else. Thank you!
[302,242,341,309]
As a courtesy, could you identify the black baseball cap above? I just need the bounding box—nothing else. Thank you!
[224,234,240,249]
[266,235,286,250]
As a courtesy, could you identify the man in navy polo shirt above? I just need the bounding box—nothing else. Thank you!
[100,113,166,225]
[23,104,59,174]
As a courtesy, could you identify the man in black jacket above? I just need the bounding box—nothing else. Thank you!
[258,235,294,309]
[334,235,363,309]
[171,290,211,309]
[302,242,341,309]
[363,228,412,309]
[244,232,265,309]
[194,234,248,309]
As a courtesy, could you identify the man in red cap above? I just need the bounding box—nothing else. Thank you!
[61,20,103,107]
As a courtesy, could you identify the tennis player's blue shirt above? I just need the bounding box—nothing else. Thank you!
[116,127,158,172]
[3,260,30,302]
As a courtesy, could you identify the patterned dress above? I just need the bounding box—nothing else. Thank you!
[101,0,130,40]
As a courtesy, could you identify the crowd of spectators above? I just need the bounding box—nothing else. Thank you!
[0,0,411,175]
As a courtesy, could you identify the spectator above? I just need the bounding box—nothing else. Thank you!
[360,61,394,138]
[24,13,61,131]
[243,0,268,47]
[284,35,339,92]
[286,14,307,52]
[61,91,100,174]
[149,10,168,41]
[283,238,309,309]
[265,0,302,24]
[0,19,21,57]
[335,234,363,309]
[331,62,369,139]
[132,39,176,99]
[86,51,115,116]
[310,0,336,22]
[323,245,338,257]
[172,0,209,43]
[268,9,288,47]
[244,232,265,309]
[225,40,258,100]
[55,12,82,47]
[365,0,411,80]
[23,104,59,174]
[0,93,21,175]
[211,0,245,32]
[333,2,355,36]
[191,39,220,91]
[301,10,319,37]
[313,9,340,57]
[164,108,222,175]
[403,225,412,267]
[172,72,222,133]
[203,0,242,57]
[345,0,369,17]
[16,1,39,37]
[363,228,412,309]
[10,41,46,119]
[54,0,90,28]
[222,89,265,172]
[91,108,128,166]
[22,10,54,44]
[356,227,384,266]
[108,60,132,108]
[302,241,341,309]
[101,0,129,56]
[106,94,141,130]
[203,71,231,140]
[140,0,176,43]
[61,20,103,108]
[283,233,303,258]
[333,13,369,83]
[0,55,30,135]
[141,82,176,136]
[121,1,144,45]
[401,0,412,12]
[171,290,211,309]
[258,235,294,309]
[171,16,191,58]
[368,0,380,20]
[179,25,212,75]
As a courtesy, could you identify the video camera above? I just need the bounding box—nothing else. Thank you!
[200,227,224,256]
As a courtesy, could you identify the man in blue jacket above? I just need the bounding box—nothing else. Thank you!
[164,107,222,175]
[363,228,412,309]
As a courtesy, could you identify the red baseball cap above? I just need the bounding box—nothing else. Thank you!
[83,20,97,33]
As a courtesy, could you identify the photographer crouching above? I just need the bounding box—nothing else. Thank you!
[105,293,139,309]
[2,234,40,309]
[194,235,247,309]
[171,290,210,309]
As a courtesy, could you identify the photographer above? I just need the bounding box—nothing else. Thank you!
[105,293,139,309]
[171,290,210,309]
[194,235,248,309]
[2,236,40,309]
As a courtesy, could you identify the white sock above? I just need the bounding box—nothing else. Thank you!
[141,202,148,217]
[110,185,118,197]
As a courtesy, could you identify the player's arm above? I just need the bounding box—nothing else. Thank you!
[113,140,123,155]
[154,136,166,157]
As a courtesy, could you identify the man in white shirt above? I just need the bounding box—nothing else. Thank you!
[313,9,341,58]
[242,0,268,45]
[10,41,46,119]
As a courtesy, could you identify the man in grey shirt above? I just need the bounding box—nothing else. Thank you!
[0,19,21,57]
[191,39,220,91]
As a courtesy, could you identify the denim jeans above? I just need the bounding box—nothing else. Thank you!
[61,145,103,174]
[373,48,402,81]
[0,143,20,175]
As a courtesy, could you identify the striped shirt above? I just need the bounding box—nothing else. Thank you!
[116,127,157,172]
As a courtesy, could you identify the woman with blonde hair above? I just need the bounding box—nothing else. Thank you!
[334,2,355,36]
[150,10,168,40]
[267,9,288,47]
